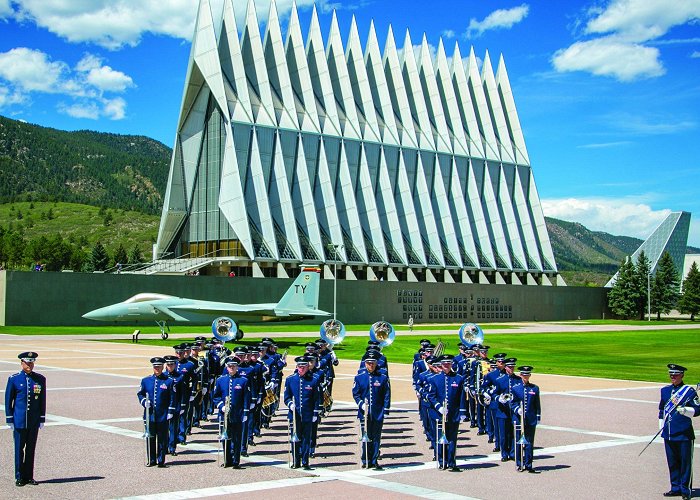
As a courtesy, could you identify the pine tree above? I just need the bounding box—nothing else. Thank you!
[113,244,128,268]
[679,262,700,321]
[608,257,639,319]
[128,244,144,264]
[86,241,110,272]
[650,251,681,320]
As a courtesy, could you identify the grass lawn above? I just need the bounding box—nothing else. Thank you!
[99,328,700,383]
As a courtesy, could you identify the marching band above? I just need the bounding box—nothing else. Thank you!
[134,322,548,474]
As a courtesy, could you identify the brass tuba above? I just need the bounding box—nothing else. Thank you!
[458,322,484,347]
[370,321,396,347]
[320,319,346,345]
[212,316,238,342]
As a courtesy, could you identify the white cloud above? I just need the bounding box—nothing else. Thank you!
[0,48,133,120]
[585,0,700,43]
[466,4,529,38]
[541,197,671,240]
[552,0,700,81]
[552,37,665,81]
[442,29,455,39]
[692,51,700,58]
[0,47,68,93]
[0,0,12,18]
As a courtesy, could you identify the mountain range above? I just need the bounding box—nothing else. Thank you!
[1,115,695,286]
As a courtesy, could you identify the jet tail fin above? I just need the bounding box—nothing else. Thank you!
[276,266,323,313]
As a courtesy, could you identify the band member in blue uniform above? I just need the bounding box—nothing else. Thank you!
[481,353,507,450]
[284,356,322,470]
[352,352,391,470]
[137,357,176,468]
[212,356,251,468]
[427,355,467,471]
[659,364,700,499]
[510,365,541,473]
[164,355,185,456]
[5,351,46,487]
[492,357,521,462]
[174,344,195,445]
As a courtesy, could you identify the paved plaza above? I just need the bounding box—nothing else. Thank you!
[1,331,698,499]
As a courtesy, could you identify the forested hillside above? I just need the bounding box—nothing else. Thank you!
[0,115,169,213]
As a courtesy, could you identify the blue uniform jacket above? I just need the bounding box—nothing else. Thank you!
[427,371,467,422]
[212,374,251,423]
[659,384,700,440]
[510,382,541,425]
[5,371,46,429]
[482,369,505,409]
[412,358,429,389]
[352,371,391,421]
[177,359,196,399]
[165,368,186,412]
[492,373,522,419]
[284,372,322,423]
[137,374,176,423]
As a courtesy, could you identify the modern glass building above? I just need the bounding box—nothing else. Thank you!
[156,0,560,285]
[606,211,691,288]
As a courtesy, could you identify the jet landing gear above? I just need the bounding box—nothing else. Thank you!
[156,321,170,340]
[236,329,244,341]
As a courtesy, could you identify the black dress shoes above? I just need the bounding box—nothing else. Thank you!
[157,464,168,468]
[527,468,539,474]
[500,457,508,462]
[15,479,26,487]
[449,467,462,472]
[663,493,681,498]
[26,479,39,485]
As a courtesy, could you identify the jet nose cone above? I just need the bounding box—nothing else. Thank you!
[83,307,108,321]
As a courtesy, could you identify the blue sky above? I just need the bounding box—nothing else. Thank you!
[1,0,699,248]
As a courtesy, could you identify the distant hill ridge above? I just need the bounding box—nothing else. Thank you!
[1,115,696,286]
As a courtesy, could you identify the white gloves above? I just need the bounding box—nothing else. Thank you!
[359,401,366,413]
[202,388,208,396]
[659,419,664,430]
[39,423,44,429]
[8,424,14,431]
[144,400,152,409]
[180,409,185,415]
[482,394,491,405]
[439,406,447,416]
[677,407,694,417]
[189,395,195,402]
[459,415,467,423]
[288,402,295,412]
[498,394,509,404]
[515,407,522,416]
[312,416,317,423]
[167,413,173,420]
[242,415,248,422]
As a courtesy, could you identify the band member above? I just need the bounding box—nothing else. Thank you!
[510,365,541,473]
[316,338,339,400]
[469,344,489,434]
[482,353,507,450]
[414,339,432,362]
[417,356,442,447]
[163,355,185,456]
[352,352,391,470]
[212,356,251,468]
[259,340,279,429]
[659,364,700,499]
[5,352,46,487]
[190,339,208,429]
[284,356,322,470]
[174,344,195,445]
[427,355,467,471]
[491,357,521,462]
[137,357,176,468]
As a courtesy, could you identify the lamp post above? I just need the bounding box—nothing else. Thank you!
[330,244,343,321]
[647,272,651,322]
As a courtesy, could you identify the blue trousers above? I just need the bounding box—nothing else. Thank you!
[168,413,179,453]
[359,417,384,466]
[436,421,459,468]
[13,427,39,481]
[178,400,191,443]
[664,439,694,496]
[145,420,169,465]
[221,421,243,466]
[515,424,537,468]
[497,416,514,459]
[289,417,314,466]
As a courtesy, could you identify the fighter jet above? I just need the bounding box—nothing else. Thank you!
[82,266,329,339]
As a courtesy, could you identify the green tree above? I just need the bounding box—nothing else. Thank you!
[113,243,128,268]
[4,230,26,268]
[650,251,681,320]
[128,244,144,264]
[86,241,110,272]
[679,262,700,321]
[607,257,639,319]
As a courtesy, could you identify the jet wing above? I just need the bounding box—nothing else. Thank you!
[168,300,278,318]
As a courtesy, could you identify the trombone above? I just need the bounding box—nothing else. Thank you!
[359,397,370,466]
[437,378,449,469]
[288,380,301,468]
[514,400,530,470]
[143,399,151,466]
[218,395,231,467]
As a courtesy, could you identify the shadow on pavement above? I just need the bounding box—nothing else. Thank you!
[42,476,105,484]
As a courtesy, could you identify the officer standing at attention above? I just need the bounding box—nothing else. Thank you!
[163,355,185,456]
[174,344,195,446]
[510,365,541,473]
[137,357,176,468]
[659,364,700,500]
[5,351,46,487]
[352,351,391,470]
[492,357,521,462]
[212,356,251,468]
[284,356,322,470]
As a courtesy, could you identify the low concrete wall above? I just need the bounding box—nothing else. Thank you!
[0,270,608,326]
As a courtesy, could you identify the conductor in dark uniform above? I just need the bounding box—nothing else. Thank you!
[137,357,176,467]
[352,351,391,469]
[5,351,46,487]
[284,356,322,469]
[659,364,700,499]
